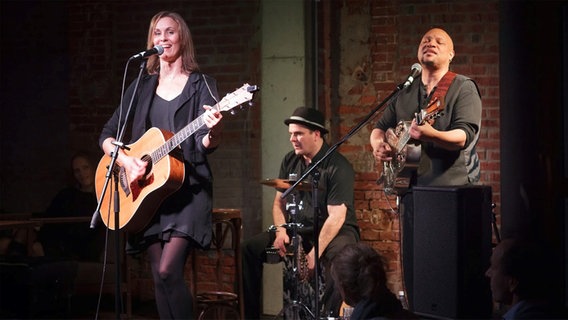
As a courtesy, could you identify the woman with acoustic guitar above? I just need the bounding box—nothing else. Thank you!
[98,11,223,319]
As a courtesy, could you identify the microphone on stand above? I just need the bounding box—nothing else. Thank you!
[129,45,164,60]
[401,63,422,88]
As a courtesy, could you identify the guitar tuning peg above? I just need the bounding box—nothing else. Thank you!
[248,101,254,107]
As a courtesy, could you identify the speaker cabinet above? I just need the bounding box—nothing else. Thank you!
[404,185,493,319]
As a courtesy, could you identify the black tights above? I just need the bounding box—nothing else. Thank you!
[147,237,193,319]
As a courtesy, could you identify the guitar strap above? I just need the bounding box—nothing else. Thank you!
[427,71,457,109]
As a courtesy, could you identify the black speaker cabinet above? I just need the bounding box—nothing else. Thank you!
[402,185,493,319]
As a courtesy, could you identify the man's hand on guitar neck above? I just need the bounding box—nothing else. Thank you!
[409,119,468,150]
[409,118,435,142]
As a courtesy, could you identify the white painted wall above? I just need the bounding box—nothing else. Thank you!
[260,0,306,315]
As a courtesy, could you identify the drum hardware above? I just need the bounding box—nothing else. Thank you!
[262,179,315,320]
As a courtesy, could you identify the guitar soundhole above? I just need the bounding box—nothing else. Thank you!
[140,154,153,186]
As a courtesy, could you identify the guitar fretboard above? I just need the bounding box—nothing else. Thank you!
[396,129,411,153]
[150,112,209,164]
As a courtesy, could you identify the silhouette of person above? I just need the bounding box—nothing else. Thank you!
[485,238,568,319]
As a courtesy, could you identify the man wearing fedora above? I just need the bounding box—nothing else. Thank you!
[242,106,360,319]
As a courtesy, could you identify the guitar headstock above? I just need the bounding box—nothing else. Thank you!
[217,83,260,115]
[416,97,444,125]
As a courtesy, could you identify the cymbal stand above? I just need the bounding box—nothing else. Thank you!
[272,193,314,320]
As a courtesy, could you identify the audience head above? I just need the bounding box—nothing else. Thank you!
[485,237,551,305]
[70,151,95,192]
[330,242,389,307]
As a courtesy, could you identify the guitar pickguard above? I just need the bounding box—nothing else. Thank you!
[118,167,131,196]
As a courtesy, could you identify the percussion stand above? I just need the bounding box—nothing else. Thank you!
[272,193,315,320]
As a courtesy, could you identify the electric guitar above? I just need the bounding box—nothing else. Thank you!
[377,97,443,195]
[95,83,259,231]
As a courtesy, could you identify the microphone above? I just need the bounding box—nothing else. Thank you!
[129,45,164,60]
[401,63,422,88]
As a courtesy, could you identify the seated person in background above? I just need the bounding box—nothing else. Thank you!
[0,229,22,255]
[330,242,418,320]
[1,226,30,256]
[485,237,568,319]
[34,151,103,261]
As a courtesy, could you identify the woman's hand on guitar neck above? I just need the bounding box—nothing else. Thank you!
[202,105,224,148]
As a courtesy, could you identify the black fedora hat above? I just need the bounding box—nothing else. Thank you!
[284,107,328,134]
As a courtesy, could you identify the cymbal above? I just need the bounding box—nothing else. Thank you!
[260,178,313,191]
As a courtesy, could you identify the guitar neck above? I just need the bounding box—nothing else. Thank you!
[395,105,439,153]
[150,104,218,164]
[396,131,411,152]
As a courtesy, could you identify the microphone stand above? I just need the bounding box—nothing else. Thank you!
[90,58,148,320]
[281,79,411,319]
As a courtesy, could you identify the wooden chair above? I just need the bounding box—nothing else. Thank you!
[192,208,243,320]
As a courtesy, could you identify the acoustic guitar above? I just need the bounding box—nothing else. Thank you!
[95,83,258,231]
